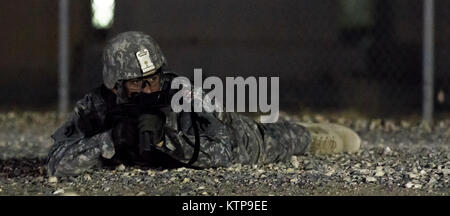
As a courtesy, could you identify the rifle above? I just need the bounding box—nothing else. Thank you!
[108,90,175,117]
[107,89,201,166]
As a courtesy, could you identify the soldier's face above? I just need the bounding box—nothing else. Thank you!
[123,74,161,97]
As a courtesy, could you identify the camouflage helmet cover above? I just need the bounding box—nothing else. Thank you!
[102,31,167,89]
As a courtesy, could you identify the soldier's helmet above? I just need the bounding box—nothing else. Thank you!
[102,31,167,89]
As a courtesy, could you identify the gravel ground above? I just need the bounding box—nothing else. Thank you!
[0,111,448,196]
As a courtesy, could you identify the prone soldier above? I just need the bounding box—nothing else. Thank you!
[46,31,360,176]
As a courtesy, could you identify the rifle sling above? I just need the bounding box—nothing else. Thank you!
[187,111,201,166]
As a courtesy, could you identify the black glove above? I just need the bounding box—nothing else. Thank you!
[111,117,139,162]
[138,113,166,155]
[75,106,102,137]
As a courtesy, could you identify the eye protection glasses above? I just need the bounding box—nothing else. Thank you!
[125,74,160,90]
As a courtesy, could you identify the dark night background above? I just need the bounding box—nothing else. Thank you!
[1,0,450,117]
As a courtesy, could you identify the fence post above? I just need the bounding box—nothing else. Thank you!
[423,0,434,123]
[58,0,70,117]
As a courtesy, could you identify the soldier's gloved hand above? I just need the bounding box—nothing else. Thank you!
[138,113,165,155]
[111,117,139,160]
[74,96,101,137]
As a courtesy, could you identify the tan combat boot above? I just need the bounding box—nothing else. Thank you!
[298,123,361,154]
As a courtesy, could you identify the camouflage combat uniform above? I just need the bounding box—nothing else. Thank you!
[46,82,311,176]
[46,31,312,176]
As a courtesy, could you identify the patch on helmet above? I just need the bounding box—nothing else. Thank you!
[136,49,155,73]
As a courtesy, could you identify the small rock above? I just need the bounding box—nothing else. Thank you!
[48,176,58,183]
[358,169,371,175]
[384,121,398,132]
[369,119,381,130]
[382,147,393,156]
[286,168,296,173]
[441,169,450,175]
[290,178,299,184]
[355,120,368,130]
[375,170,385,177]
[408,173,418,179]
[197,186,205,190]
[53,189,65,195]
[137,191,146,196]
[290,156,299,168]
[325,170,335,177]
[182,178,190,184]
[400,121,411,128]
[132,168,143,173]
[176,167,187,172]
[83,174,92,181]
[428,177,437,185]
[314,115,328,123]
[201,192,208,195]
[365,177,377,183]
[116,164,126,171]
[414,184,422,189]
[405,182,414,189]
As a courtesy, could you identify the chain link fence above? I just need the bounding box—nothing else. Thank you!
[2,0,450,120]
[280,0,432,117]
[97,0,450,118]
[273,0,450,119]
